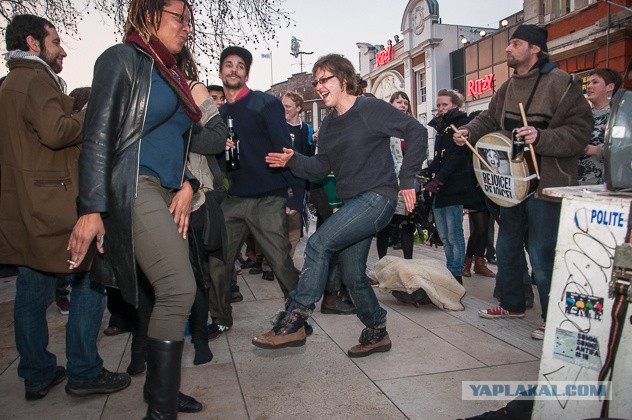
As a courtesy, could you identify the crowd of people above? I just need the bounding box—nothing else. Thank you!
[0,0,623,416]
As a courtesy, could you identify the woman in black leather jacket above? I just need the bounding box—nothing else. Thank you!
[68,0,205,417]
[425,89,473,284]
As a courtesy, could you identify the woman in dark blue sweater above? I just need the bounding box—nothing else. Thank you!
[256,54,427,357]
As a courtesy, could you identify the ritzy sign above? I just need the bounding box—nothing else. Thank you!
[468,73,494,96]
[375,44,393,67]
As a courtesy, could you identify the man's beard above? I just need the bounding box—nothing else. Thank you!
[222,76,244,90]
[39,46,61,74]
[506,54,523,70]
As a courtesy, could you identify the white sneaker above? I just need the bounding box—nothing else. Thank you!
[531,324,545,340]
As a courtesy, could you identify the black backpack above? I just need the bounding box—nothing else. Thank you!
[412,192,442,248]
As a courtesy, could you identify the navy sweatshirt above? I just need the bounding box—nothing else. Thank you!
[220,90,305,211]
[219,90,303,210]
[288,96,427,202]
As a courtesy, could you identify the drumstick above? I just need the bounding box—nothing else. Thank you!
[518,103,541,180]
[450,124,497,175]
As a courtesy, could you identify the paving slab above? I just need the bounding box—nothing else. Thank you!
[429,323,538,366]
[315,310,485,381]
[234,340,406,419]
[449,295,544,358]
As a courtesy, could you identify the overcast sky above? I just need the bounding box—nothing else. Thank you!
[1,0,523,91]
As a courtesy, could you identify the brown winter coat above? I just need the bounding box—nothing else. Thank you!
[0,59,86,273]
[463,60,592,200]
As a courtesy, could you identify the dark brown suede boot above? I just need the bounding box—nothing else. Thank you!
[474,256,495,278]
[348,327,391,358]
[462,256,473,277]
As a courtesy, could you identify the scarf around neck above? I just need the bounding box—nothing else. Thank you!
[4,50,67,93]
[125,31,201,123]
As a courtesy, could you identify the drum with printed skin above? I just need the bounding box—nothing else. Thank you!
[605,88,632,190]
[473,131,538,207]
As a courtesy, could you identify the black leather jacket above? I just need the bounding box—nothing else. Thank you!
[77,43,197,306]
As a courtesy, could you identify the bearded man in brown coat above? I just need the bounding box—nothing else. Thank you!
[0,14,130,400]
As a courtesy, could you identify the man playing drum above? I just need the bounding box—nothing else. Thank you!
[453,24,592,340]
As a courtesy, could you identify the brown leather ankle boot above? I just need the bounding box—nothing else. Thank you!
[462,256,473,277]
[252,311,306,349]
[474,256,495,278]
[348,327,391,358]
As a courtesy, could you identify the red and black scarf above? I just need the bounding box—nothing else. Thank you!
[125,31,201,123]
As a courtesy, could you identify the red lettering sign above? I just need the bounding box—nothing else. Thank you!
[468,73,495,96]
[375,44,393,67]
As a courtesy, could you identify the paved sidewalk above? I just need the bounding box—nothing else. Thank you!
[0,235,544,419]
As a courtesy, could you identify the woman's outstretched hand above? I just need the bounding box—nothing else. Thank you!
[265,147,294,168]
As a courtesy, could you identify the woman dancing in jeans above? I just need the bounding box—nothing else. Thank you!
[256,54,427,357]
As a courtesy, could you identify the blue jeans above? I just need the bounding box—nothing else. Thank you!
[14,267,105,391]
[433,204,466,278]
[496,196,561,319]
[290,191,395,329]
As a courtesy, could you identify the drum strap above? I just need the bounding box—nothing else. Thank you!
[523,72,544,120]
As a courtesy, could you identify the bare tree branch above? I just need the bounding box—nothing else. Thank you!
[1,0,292,79]
[1,0,81,35]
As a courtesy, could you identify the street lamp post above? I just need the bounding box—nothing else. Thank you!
[290,36,313,73]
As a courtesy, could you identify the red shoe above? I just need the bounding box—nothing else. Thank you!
[479,305,525,319]
[56,297,70,315]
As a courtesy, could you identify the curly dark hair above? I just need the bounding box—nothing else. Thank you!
[5,14,54,52]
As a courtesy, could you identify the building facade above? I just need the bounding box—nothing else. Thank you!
[358,0,632,126]
[458,0,632,113]
[356,0,493,127]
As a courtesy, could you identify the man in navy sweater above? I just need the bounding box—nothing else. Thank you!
[208,46,304,329]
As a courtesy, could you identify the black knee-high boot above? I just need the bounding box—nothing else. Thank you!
[143,338,203,418]
[144,339,182,420]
